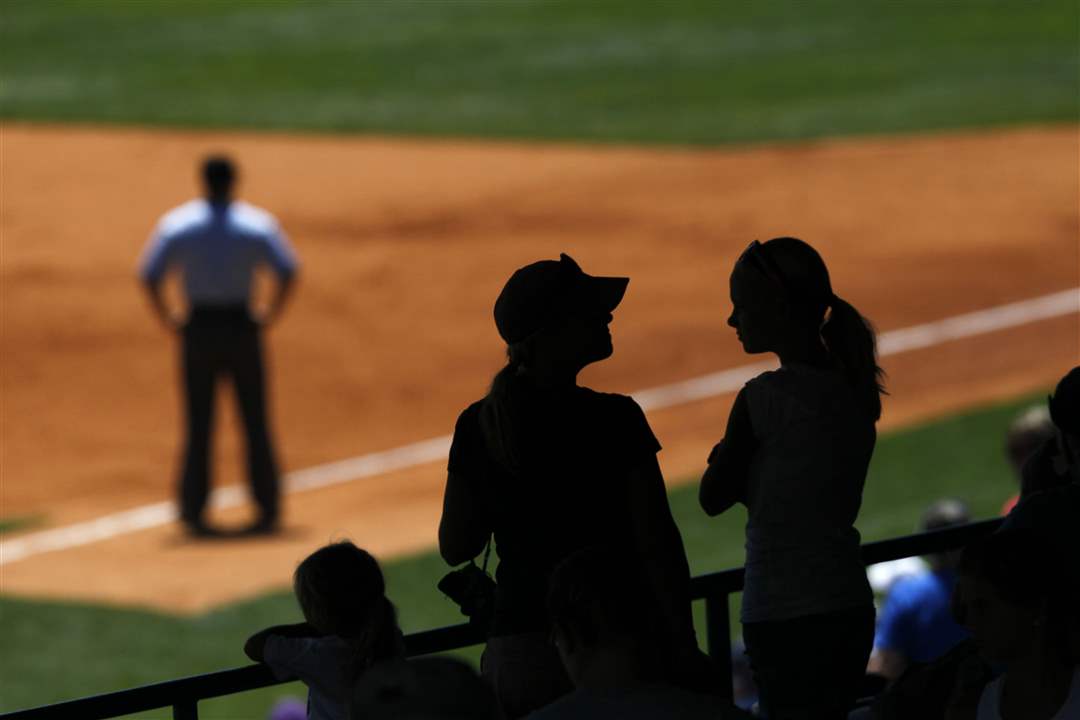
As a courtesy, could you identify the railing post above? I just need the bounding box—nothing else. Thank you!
[173,700,198,720]
[704,592,734,701]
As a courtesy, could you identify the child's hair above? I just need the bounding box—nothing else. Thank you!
[547,544,659,649]
[293,541,401,678]
[753,237,886,420]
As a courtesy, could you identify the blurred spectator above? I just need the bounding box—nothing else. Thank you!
[1001,405,1055,515]
[527,546,751,720]
[954,531,1079,720]
[868,499,972,681]
[866,555,927,596]
[1017,366,1080,499]
[244,542,404,720]
[349,657,500,720]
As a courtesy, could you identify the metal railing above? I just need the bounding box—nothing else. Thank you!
[1,518,1002,720]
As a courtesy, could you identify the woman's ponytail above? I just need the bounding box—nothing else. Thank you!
[479,342,532,474]
[821,294,886,421]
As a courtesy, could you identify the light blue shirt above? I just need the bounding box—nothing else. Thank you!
[139,199,298,306]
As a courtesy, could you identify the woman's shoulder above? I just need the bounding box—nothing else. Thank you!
[575,387,646,416]
[453,399,486,428]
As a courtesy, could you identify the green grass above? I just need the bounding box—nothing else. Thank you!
[0,389,1046,717]
[0,516,41,536]
[1,0,1076,144]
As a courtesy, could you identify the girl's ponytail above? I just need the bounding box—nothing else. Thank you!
[346,595,402,684]
[821,294,886,421]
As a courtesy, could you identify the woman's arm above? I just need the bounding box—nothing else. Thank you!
[628,455,695,640]
[243,622,319,662]
[439,471,491,566]
[699,388,757,517]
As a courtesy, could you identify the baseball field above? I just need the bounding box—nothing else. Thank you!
[1,1,1077,717]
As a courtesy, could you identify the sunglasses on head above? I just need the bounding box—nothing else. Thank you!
[738,240,788,292]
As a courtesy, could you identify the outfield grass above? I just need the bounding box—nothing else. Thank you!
[0,389,1047,717]
[1,0,1075,144]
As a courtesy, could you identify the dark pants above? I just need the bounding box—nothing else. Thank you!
[178,306,279,526]
[743,605,875,720]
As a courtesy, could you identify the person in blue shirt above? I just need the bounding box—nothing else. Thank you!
[139,155,299,536]
[869,498,972,681]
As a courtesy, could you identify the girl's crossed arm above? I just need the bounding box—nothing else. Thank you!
[700,387,757,517]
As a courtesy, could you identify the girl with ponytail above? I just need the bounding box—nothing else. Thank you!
[440,254,710,718]
[244,541,404,720]
[699,237,886,719]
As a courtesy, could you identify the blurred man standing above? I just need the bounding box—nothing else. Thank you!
[139,156,298,536]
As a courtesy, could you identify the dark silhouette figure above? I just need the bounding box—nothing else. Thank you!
[531,545,752,719]
[350,657,500,720]
[699,237,885,719]
[439,253,699,719]
[948,531,1080,720]
[139,156,298,536]
[999,366,1080,669]
[244,541,405,720]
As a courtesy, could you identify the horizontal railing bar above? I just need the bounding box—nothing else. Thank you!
[859,517,1002,565]
[1,518,1002,719]
[0,665,278,720]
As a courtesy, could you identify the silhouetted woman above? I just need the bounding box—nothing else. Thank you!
[699,237,885,720]
[440,254,697,719]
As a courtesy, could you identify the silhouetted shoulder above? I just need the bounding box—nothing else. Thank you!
[574,388,661,456]
[447,401,486,475]
[745,364,860,417]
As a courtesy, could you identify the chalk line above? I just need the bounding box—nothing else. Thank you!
[1,287,1076,566]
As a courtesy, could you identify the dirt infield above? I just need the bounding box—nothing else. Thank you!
[1,123,1077,611]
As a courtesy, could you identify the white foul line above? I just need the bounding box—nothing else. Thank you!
[1,287,1076,566]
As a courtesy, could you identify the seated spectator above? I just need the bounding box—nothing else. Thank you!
[349,657,500,720]
[244,541,405,720]
[528,545,751,719]
[1001,405,1055,515]
[956,530,1079,720]
[868,499,972,681]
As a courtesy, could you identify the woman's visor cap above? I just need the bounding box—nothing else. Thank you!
[493,253,628,345]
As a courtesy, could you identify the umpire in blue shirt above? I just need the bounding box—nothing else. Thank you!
[139,156,298,536]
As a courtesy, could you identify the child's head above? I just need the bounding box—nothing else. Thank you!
[729,236,885,419]
[547,545,661,686]
[294,541,385,638]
